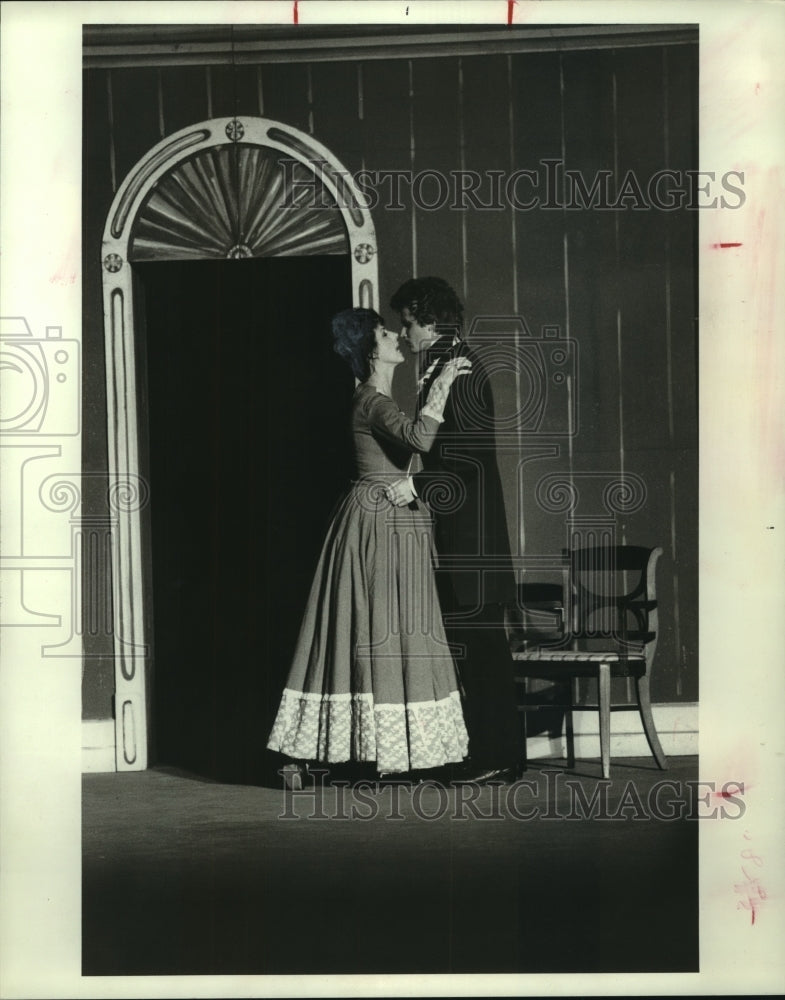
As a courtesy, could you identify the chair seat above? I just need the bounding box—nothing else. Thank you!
[514,649,647,663]
[513,646,648,680]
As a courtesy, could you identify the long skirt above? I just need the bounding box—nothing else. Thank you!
[267,478,469,773]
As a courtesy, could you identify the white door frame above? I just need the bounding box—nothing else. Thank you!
[100,116,378,770]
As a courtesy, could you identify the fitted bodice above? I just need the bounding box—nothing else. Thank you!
[351,383,439,480]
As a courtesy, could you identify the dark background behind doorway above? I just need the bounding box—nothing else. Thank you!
[137,256,353,782]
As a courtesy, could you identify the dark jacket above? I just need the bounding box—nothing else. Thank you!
[412,334,515,609]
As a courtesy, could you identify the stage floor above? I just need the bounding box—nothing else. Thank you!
[83,757,699,976]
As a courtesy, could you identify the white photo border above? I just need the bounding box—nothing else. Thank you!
[1,1,783,996]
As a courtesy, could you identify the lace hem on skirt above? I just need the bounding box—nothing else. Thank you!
[267,687,469,773]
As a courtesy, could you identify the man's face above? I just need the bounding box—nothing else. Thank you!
[399,306,438,354]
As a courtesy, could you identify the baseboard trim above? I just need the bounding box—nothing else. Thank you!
[522,702,698,760]
[82,719,116,773]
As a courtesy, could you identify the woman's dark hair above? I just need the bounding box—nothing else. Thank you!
[331,307,384,382]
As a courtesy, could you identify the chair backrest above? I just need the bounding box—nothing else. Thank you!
[505,579,567,651]
[569,546,662,658]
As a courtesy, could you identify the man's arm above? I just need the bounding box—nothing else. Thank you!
[404,346,485,506]
[385,355,473,507]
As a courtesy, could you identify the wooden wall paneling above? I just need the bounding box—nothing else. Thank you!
[613,47,677,704]
[462,54,516,316]
[665,45,699,451]
[567,447,625,531]
[83,69,115,236]
[360,59,414,322]
[664,43,698,175]
[671,446,698,700]
[256,63,313,135]
[665,239,698,704]
[160,66,210,134]
[208,64,261,120]
[663,45,699,703]
[110,68,164,186]
[389,57,463,419]
[561,50,621,462]
[613,47,672,457]
[410,57,462,294]
[667,209,698,450]
[83,67,114,414]
[80,632,116,718]
[460,55,520,566]
[509,53,570,565]
[509,53,567,336]
[309,61,365,176]
[82,68,117,720]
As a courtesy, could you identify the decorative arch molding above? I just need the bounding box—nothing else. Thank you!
[101,116,378,770]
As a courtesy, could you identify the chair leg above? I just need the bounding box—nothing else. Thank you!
[598,663,611,779]
[565,679,576,769]
[635,674,668,770]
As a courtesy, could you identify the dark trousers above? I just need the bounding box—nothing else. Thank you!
[444,602,521,769]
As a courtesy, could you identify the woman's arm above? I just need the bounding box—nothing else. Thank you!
[364,357,471,453]
[364,392,442,453]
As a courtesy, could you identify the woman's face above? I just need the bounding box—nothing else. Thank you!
[372,324,404,367]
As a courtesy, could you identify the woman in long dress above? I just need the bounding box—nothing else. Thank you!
[267,307,471,782]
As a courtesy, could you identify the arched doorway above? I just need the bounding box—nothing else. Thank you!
[102,116,378,771]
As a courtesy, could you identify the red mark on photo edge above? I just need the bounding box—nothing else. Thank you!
[507,0,516,25]
[712,242,743,249]
[293,1,298,25]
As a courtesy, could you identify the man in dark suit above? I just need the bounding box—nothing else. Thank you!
[387,277,520,783]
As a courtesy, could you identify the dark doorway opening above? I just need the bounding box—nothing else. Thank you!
[136,256,354,784]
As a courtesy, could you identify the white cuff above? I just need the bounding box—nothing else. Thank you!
[421,405,445,423]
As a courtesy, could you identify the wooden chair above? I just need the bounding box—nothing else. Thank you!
[508,546,668,779]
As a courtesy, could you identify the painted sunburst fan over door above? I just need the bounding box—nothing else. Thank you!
[129,145,349,261]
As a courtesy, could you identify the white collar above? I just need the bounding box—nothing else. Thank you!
[417,334,461,388]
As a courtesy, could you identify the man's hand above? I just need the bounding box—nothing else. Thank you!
[385,476,417,507]
[424,356,472,413]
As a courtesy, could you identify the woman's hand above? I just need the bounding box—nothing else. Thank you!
[425,357,472,413]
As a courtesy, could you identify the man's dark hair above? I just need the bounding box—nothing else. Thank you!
[390,276,464,333]
[331,307,383,382]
